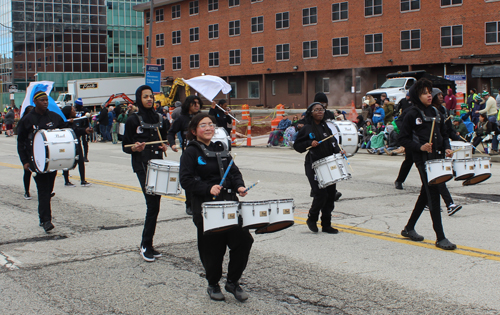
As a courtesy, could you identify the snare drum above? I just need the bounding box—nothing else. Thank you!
[212,127,231,151]
[32,128,78,173]
[255,199,294,234]
[326,120,359,156]
[202,201,239,234]
[312,154,351,189]
[425,159,453,185]
[463,157,492,186]
[239,201,270,229]
[450,141,472,160]
[452,159,475,180]
[145,159,181,195]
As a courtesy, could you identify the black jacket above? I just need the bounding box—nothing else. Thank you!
[167,113,193,150]
[99,107,108,125]
[293,121,340,164]
[208,107,232,134]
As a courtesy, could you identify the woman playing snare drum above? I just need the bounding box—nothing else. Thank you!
[293,102,343,234]
[179,113,253,302]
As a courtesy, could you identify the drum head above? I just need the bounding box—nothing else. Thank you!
[203,225,238,235]
[454,173,474,181]
[149,159,180,167]
[33,130,48,172]
[255,221,294,234]
[428,174,453,185]
[462,174,492,186]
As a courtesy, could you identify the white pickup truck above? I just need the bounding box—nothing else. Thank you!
[365,77,416,105]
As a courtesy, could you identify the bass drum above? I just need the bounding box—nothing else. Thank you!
[212,127,231,151]
[326,120,359,156]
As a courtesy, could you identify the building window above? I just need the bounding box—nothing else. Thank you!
[486,21,500,44]
[209,52,219,67]
[365,33,383,53]
[172,56,181,70]
[251,46,264,63]
[332,37,348,56]
[401,0,420,11]
[190,54,200,69]
[229,20,240,36]
[441,25,462,47]
[156,58,165,71]
[276,12,289,30]
[172,31,181,45]
[172,5,180,19]
[302,7,317,25]
[315,77,330,93]
[156,34,164,47]
[288,78,302,94]
[208,0,218,11]
[401,29,420,50]
[276,44,290,61]
[209,24,219,39]
[251,16,264,33]
[145,12,150,24]
[332,2,348,21]
[441,0,462,6]
[248,81,260,99]
[229,82,237,98]
[365,0,382,17]
[189,1,199,15]
[229,49,241,65]
[190,27,199,42]
[156,9,164,22]
[303,40,318,59]
[251,0,263,3]
[229,0,240,7]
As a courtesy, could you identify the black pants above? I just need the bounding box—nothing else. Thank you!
[23,169,32,194]
[396,149,413,183]
[405,161,446,241]
[437,183,453,207]
[81,135,89,159]
[194,215,253,286]
[33,171,57,224]
[305,162,336,228]
[63,144,85,184]
[136,168,162,248]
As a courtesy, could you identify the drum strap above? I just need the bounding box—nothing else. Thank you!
[136,114,163,130]
[414,106,441,123]
[189,141,230,180]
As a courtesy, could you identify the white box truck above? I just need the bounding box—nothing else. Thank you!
[56,76,145,107]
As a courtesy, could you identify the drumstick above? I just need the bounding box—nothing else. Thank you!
[429,117,436,144]
[157,127,167,157]
[213,154,236,200]
[124,140,169,148]
[306,135,334,150]
[338,143,354,173]
[459,135,486,155]
[243,180,260,193]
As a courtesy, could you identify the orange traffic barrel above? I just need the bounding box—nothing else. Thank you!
[271,117,281,131]
[276,104,285,118]
[242,104,250,120]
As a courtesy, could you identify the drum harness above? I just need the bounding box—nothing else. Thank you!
[136,113,164,174]
[190,141,233,194]
[413,106,443,159]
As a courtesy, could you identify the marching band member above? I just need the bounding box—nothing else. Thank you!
[398,79,456,250]
[122,85,169,262]
[179,113,253,302]
[17,90,65,232]
[294,102,343,234]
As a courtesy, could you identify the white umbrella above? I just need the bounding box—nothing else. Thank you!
[182,75,232,102]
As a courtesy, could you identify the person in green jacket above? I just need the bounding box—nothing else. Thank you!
[451,116,468,138]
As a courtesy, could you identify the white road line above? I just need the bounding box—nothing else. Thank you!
[0,252,21,270]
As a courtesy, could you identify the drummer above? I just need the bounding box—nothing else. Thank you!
[179,113,253,302]
[398,78,456,250]
[293,102,344,234]
[17,90,65,232]
[122,85,169,262]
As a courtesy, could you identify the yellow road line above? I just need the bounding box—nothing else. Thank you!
[3,161,500,261]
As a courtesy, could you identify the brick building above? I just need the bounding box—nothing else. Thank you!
[134,0,500,108]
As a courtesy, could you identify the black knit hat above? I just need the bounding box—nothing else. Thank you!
[314,92,328,104]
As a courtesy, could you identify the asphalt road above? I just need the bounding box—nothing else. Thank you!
[1,135,499,315]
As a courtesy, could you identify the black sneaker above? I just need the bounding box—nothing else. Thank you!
[151,247,162,258]
[225,281,248,302]
[140,247,155,262]
[394,181,403,190]
[50,192,56,198]
[185,207,193,215]
[322,226,339,234]
[42,221,54,232]
[447,204,462,216]
[80,181,92,187]
[24,192,32,200]
[84,158,89,162]
[306,218,318,233]
[334,191,342,201]
[401,228,424,241]
[207,284,225,301]
[64,182,76,187]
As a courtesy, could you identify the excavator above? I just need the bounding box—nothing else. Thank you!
[155,78,191,107]
[102,93,135,108]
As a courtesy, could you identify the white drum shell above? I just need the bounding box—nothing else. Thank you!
[268,199,294,225]
[463,157,492,186]
[239,201,270,229]
[146,159,181,195]
[425,159,453,185]
[450,141,472,160]
[326,120,359,156]
[452,159,475,180]
[202,201,239,234]
[312,154,351,189]
[33,128,78,173]
[212,127,231,150]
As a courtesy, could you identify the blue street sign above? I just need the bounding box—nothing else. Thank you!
[145,64,161,93]
[445,75,466,81]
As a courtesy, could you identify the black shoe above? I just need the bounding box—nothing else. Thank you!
[322,226,339,234]
[24,192,32,200]
[64,182,76,187]
[225,281,248,302]
[84,158,89,162]
[42,221,54,232]
[186,207,193,215]
[394,181,403,190]
[140,247,155,262]
[306,218,318,233]
[81,181,92,187]
[334,191,342,201]
[207,284,225,301]
[151,247,162,258]
[447,204,462,216]
[436,238,456,250]
[401,228,424,241]
[50,192,55,198]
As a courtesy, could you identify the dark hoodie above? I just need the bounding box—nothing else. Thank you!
[398,84,450,162]
[122,85,170,172]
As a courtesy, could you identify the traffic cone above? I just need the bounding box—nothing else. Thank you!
[347,101,358,121]
[246,117,252,146]
[231,119,236,145]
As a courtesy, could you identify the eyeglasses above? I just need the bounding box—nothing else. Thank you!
[191,101,200,106]
[312,109,325,113]
[199,123,215,129]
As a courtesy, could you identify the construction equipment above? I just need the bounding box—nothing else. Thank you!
[102,93,135,108]
[156,78,191,107]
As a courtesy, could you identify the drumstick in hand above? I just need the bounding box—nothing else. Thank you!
[429,117,436,144]
[157,127,167,157]
[306,135,334,150]
[243,180,260,193]
[124,140,169,147]
[213,154,236,200]
[338,143,354,173]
